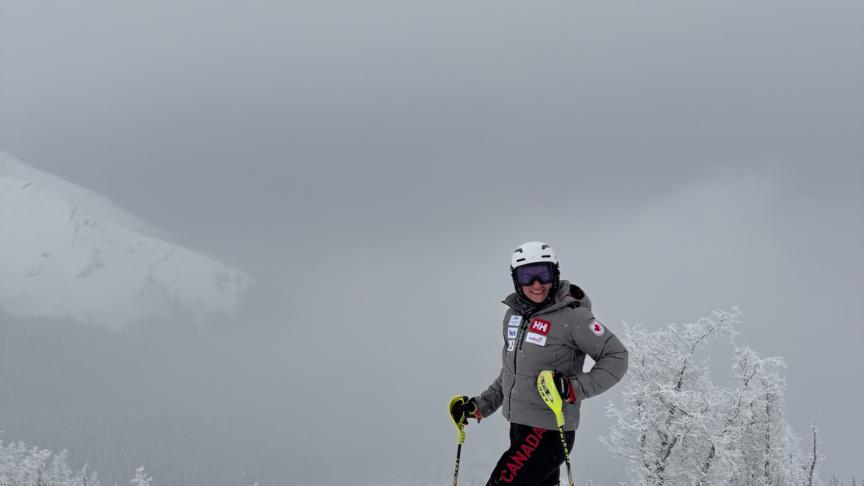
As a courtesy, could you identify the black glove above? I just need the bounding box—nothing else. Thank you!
[449,396,479,425]
[553,371,576,403]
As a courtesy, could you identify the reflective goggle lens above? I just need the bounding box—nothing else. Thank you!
[514,263,555,285]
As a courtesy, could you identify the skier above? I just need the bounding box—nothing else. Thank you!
[450,241,629,486]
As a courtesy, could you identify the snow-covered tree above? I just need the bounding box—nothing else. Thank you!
[601,309,821,486]
[806,418,825,486]
[0,436,146,486]
[821,475,861,486]
[726,345,808,485]
[130,466,152,486]
[601,310,737,484]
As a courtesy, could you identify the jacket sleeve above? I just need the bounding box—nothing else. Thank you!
[473,309,514,417]
[568,315,628,400]
[474,371,504,417]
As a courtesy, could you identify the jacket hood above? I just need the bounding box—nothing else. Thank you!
[503,280,592,315]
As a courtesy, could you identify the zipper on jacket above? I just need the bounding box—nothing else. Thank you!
[517,314,532,352]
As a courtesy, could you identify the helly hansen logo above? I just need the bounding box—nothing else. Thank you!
[529,319,551,336]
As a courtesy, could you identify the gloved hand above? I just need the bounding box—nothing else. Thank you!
[553,371,577,404]
[449,396,480,425]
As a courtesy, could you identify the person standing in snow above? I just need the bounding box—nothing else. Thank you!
[450,241,629,486]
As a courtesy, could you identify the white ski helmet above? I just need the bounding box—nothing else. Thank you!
[510,241,558,269]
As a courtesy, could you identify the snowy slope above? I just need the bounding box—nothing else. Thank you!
[0,151,251,329]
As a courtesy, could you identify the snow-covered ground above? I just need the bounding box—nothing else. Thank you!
[0,151,251,329]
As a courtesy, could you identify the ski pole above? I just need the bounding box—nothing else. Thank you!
[537,370,575,486]
[448,395,468,486]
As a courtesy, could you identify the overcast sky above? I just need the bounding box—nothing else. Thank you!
[1,0,862,484]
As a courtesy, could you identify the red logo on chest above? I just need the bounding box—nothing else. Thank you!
[529,319,551,336]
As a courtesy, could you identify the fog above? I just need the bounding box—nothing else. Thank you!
[1,0,862,484]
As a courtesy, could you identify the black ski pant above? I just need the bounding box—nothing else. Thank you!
[486,423,576,486]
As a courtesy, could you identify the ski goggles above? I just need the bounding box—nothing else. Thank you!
[513,263,557,286]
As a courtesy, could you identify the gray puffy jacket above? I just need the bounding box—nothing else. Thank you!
[473,281,628,431]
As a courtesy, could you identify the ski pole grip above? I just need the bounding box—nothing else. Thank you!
[448,395,467,444]
[537,370,566,428]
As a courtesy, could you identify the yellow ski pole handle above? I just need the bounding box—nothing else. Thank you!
[537,370,565,428]
[447,395,467,444]
[538,370,575,486]
[448,395,467,486]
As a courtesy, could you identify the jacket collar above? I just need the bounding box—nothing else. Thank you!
[502,280,592,316]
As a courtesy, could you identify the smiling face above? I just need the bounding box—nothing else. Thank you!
[521,280,553,303]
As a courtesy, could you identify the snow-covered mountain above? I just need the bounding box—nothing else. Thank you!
[0,151,252,329]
